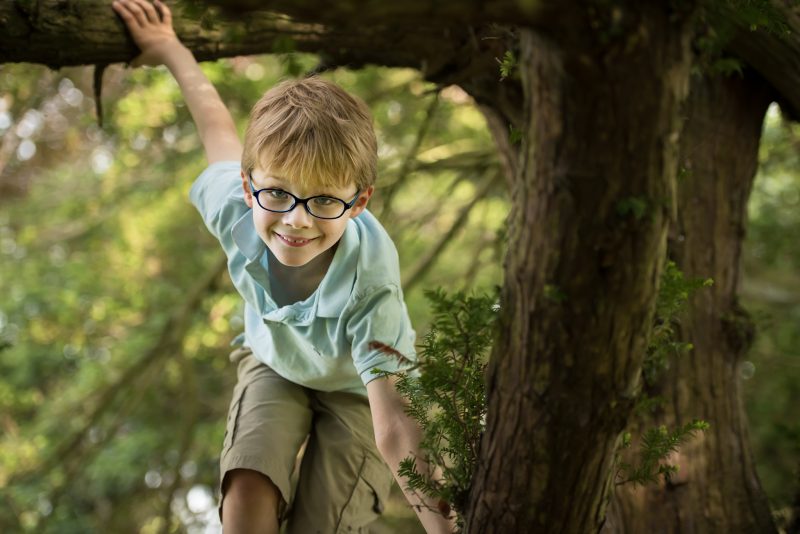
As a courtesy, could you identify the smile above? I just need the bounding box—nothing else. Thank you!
[275,232,317,247]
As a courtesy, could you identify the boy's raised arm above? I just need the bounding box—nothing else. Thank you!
[112,0,242,164]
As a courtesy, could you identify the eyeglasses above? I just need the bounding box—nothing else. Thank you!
[248,175,361,220]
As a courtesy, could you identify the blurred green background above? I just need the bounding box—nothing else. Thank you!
[0,53,796,533]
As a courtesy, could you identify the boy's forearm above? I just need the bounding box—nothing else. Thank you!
[368,375,456,532]
[154,42,241,163]
[380,418,457,533]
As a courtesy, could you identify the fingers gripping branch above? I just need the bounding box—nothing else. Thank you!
[112,0,177,67]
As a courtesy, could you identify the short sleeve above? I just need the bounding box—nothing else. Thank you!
[346,284,417,386]
[189,161,247,244]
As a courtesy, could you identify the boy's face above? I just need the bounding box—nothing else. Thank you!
[241,168,373,268]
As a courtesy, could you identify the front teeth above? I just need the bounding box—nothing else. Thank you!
[281,234,308,243]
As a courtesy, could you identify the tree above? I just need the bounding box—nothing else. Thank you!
[2,0,798,531]
[609,70,778,534]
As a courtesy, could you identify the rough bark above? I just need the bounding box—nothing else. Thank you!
[464,3,696,531]
[607,71,776,534]
[0,2,441,70]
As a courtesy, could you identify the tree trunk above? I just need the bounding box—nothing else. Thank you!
[464,4,696,531]
[608,71,777,534]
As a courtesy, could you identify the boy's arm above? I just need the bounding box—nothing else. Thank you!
[367,375,457,533]
[112,0,241,163]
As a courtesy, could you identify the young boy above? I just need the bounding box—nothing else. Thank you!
[111,1,455,532]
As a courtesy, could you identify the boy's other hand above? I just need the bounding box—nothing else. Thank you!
[112,0,180,67]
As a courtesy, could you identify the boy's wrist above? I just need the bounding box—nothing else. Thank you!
[143,39,188,66]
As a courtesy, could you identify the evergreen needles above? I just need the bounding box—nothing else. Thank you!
[643,260,712,387]
[621,260,713,486]
[374,288,497,528]
[616,420,710,486]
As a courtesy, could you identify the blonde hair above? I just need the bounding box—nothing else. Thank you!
[242,76,377,191]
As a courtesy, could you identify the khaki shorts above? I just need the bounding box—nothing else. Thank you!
[219,346,394,533]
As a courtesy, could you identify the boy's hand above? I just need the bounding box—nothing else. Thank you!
[112,0,181,67]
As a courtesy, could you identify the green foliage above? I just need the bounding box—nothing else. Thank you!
[616,196,649,220]
[720,0,792,35]
[375,289,498,528]
[696,0,791,77]
[742,105,800,508]
[708,56,744,77]
[497,50,518,81]
[543,284,567,303]
[633,393,666,416]
[617,420,710,486]
[618,261,711,489]
[643,260,713,386]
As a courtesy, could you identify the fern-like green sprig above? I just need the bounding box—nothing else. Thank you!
[616,420,710,486]
[373,289,498,529]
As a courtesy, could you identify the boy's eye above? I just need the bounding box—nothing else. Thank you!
[311,196,337,206]
[265,189,290,200]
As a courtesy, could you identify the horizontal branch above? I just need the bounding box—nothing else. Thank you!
[205,0,539,26]
[0,0,501,85]
[0,1,798,119]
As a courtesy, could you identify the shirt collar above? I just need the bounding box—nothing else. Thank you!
[231,210,266,262]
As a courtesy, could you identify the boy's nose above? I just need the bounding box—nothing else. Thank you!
[282,205,314,228]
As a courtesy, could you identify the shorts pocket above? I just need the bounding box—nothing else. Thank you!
[221,384,247,457]
[337,455,394,532]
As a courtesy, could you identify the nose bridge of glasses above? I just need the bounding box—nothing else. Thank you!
[282,198,315,226]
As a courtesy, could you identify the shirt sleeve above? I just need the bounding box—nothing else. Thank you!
[189,161,273,315]
[346,284,417,386]
[189,161,247,248]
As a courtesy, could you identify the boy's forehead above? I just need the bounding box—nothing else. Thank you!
[252,167,356,195]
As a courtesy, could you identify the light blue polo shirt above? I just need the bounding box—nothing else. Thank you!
[189,161,416,394]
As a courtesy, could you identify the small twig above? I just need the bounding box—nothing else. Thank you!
[93,63,109,128]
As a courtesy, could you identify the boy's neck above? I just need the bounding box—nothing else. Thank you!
[267,243,338,307]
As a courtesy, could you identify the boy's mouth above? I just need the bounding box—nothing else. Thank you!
[275,232,317,247]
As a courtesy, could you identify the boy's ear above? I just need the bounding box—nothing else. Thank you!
[241,170,254,209]
[349,185,374,218]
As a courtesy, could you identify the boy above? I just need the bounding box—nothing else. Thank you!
[111,1,455,533]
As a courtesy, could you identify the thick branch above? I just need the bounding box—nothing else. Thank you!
[721,1,800,118]
[205,0,540,26]
[0,1,504,85]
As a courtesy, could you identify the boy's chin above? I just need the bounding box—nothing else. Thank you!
[265,244,327,269]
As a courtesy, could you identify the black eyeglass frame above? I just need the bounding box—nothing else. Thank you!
[248,174,361,220]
